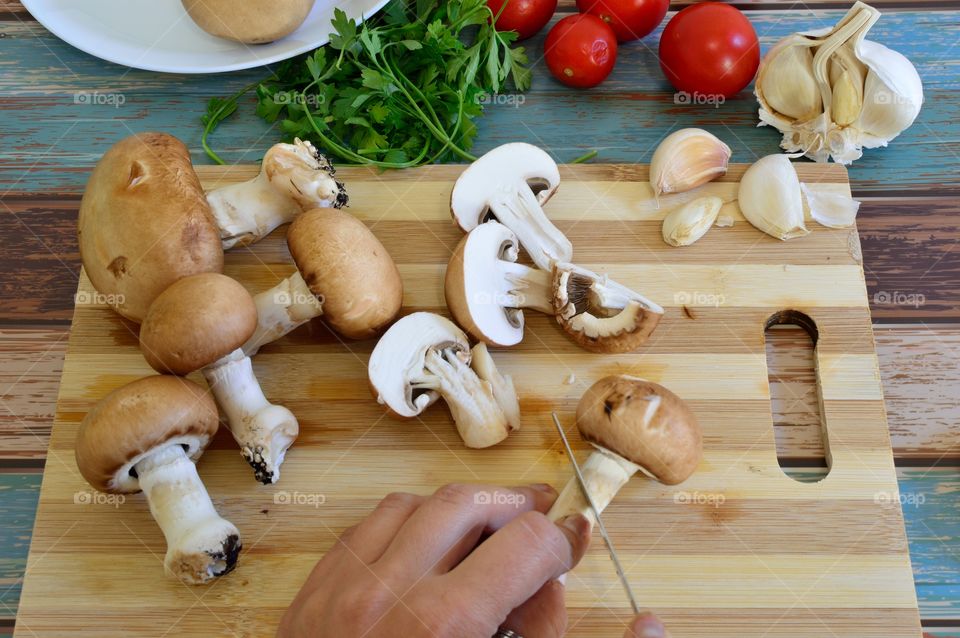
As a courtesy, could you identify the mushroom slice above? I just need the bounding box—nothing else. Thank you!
[208,139,348,249]
[368,312,516,448]
[182,0,315,44]
[139,273,298,485]
[243,208,402,355]
[548,375,703,527]
[450,143,572,270]
[445,221,554,347]
[75,376,241,584]
[552,263,664,353]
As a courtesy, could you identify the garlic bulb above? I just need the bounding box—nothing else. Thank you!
[661,196,723,247]
[738,155,809,241]
[650,128,731,198]
[755,1,922,164]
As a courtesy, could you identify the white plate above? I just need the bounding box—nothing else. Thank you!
[22,0,392,74]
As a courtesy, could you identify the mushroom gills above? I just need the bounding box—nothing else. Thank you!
[206,139,348,250]
[202,349,300,484]
[243,270,324,356]
[547,446,641,525]
[134,444,242,584]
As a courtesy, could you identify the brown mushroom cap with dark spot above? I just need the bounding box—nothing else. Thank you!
[288,208,403,340]
[78,133,223,323]
[576,375,702,485]
[139,273,257,375]
[75,376,219,494]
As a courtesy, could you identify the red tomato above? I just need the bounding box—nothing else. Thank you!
[487,0,558,40]
[575,0,669,42]
[544,14,618,89]
[658,2,760,98]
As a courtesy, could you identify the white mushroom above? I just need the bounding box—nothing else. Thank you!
[139,273,298,485]
[368,313,519,448]
[450,143,572,270]
[445,221,554,346]
[208,139,348,249]
[552,263,664,353]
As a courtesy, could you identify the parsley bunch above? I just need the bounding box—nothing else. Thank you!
[202,0,531,168]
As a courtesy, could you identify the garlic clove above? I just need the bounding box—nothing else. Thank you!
[738,155,809,241]
[800,183,861,228]
[650,128,731,198]
[661,196,723,247]
[757,40,821,121]
[855,39,923,147]
[829,45,867,127]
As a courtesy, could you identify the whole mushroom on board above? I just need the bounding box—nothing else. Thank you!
[75,375,241,585]
[548,375,703,526]
[139,273,298,485]
[78,133,347,322]
[368,312,520,448]
[450,143,572,270]
[243,208,402,356]
[182,0,316,44]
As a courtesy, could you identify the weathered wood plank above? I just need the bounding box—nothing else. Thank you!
[0,473,41,619]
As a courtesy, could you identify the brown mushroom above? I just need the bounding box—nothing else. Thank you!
[75,375,241,585]
[79,133,347,322]
[139,273,298,485]
[244,208,402,355]
[182,0,316,44]
[548,375,702,526]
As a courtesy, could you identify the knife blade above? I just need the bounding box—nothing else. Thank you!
[552,412,641,616]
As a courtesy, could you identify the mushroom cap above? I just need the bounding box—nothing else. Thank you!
[553,263,663,354]
[368,312,470,418]
[450,142,561,232]
[577,375,702,485]
[78,132,223,323]
[75,376,220,494]
[445,222,524,347]
[181,0,315,44]
[140,273,257,375]
[288,208,402,340]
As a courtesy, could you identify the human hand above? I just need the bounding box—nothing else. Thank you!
[277,483,591,637]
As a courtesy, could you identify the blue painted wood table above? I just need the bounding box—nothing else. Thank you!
[0,0,957,635]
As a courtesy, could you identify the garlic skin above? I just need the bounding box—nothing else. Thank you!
[661,196,722,247]
[755,2,922,164]
[650,129,731,198]
[801,183,861,228]
[738,155,809,241]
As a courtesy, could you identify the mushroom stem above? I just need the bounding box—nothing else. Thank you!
[206,139,347,250]
[499,260,554,315]
[242,271,324,356]
[134,444,241,585]
[470,343,521,431]
[547,447,641,527]
[413,347,510,448]
[489,186,572,270]
[202,349,299,484]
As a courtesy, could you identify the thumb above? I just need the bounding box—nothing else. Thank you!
[623,612,670,638]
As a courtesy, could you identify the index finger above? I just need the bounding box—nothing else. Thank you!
[442,512,591,620]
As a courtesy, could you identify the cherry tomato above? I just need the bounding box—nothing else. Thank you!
[487,0,558,41]
[658,2,759,98]
[575,0,668,42]
[544,14,618,89]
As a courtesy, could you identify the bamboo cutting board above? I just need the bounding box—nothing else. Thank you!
[15,163,921,637]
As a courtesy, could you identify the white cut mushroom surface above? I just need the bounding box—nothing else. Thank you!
[139,273,299,485]
[75,376,241,585]
[450,143,572,270]
[368,312,519,448]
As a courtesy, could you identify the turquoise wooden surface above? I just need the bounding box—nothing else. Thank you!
[0,9,957,194]
[1,3,958,635]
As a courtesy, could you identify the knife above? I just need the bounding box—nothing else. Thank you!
[552,412,641,616]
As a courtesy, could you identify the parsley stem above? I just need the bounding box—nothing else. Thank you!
[201,79,270,165]
[570,150,599,164]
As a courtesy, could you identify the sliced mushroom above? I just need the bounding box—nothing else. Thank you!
[548,375,702,526]
[368,312,519,448]
[445,221,553,346]
[75,376,241,585]
[450,143,572,270]
[208,139,348,249]
[79,133,347,321]
[139,273,298,485]
[182,0,316,44]
[243,208,402,355]
[552,263,664,353]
